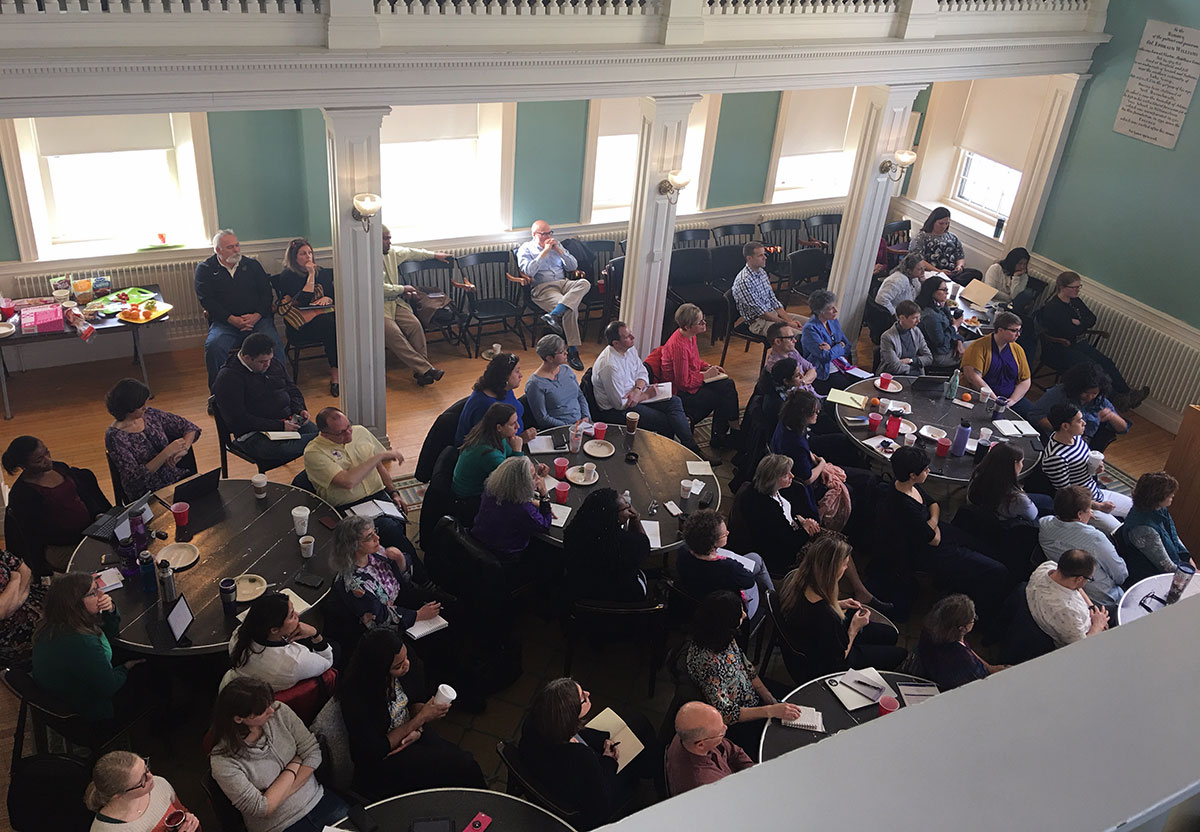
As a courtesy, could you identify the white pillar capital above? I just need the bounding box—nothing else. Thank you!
[326,0,382,49]
[323,105,390,444]
[620,94,702,353]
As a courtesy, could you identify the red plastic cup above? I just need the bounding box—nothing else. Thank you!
[879,373,893,389]
[878,695,899,716]
[593,422,607,441]
[868,413,883,434]
[885,414,901,440]
[553,457,570,479]
[936,437,951,458]
[554,481,571,504]
[170,501,190,527]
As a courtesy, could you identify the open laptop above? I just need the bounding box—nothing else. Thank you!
[83,491,154,544]
[171,468,221,505]
[958,278,999,309]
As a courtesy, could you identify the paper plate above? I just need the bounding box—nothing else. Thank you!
[874,378,902,393]
[566,465,599,486]
[919,425,947,441]
[158,542,199,571]
[863,435,899,456]
[898,419,917,435]
[0,322,14,339]
[583,440,615,459]
[883,401,912,414]
[235,574,268,603]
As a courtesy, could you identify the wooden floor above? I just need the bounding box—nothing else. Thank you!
[0,310,1177,831]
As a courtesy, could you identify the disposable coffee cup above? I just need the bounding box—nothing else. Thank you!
[434,683,457,706]
[1087,450,1104,476]
[219,577,237,615]
[680,479,692,500]
[626,411,639,434]
[903,433,917,447]
[291,506,310,535]
[979,428,993,443]
[583,462,597,479]
[492,342,502,357]
[878,695,899,716]
[299,535,315,559]
[252,473,268,499]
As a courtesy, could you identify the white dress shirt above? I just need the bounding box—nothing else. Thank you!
[593,344,649,412]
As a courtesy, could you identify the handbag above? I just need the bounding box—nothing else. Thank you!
[278,283,333,330]
[412,286,454,328]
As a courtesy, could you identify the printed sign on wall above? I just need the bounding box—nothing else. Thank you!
[1113,20,1200,150]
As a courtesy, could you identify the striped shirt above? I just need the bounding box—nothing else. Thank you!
[1037,517,1127,606]
[1042,434,1100,500]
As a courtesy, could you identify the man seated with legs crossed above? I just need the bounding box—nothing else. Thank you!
[381,225,447,387]
[515,220,589,371]
[213,333,318,467]
[731,241,806,336]
[592,320,705,456]
[665,701,754,796]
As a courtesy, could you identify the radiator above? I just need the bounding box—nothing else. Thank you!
[11,260,209,339]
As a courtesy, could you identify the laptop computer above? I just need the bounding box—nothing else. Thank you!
[958,278,998,309]
[171,468,221,505]
[83,491,155,544]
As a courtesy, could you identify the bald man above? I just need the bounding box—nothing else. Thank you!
[665,701,755,795]
[515,219,589,370]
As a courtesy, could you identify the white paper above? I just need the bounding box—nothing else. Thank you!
[720,550,756,573]
[642,382,673,404]
[406,614,449,640]
[827,668,897,710]
[690,480,705,497]
[641,519,661,549]
[896,681,939,706]
[261,431,302,440]
[686,461,714,476]
[664,500,682,517]
[1114,20,1200,149]
[526,435,559,455]
[844,366,873,379]
[1013,420,1039,437]
[113,518,131,542]
[549,503,571,527]
[781,705,825,732]
[993,419,1020,437]
[95,567,123,592]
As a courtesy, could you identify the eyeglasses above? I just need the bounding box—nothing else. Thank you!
[775,335,797,341]
[1003,327,1022,334]
[123,760,152,792]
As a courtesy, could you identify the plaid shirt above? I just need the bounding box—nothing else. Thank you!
[732,265,781,322]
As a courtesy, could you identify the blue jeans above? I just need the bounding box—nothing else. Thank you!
[236,421,319,466]
[282,791,349,832]
[205,318,286,390]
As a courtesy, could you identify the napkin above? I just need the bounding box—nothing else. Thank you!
[549,504,571,527]
[686,461,714,476]
[641,520,661,548]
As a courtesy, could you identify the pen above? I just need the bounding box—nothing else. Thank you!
[851,678,883,693]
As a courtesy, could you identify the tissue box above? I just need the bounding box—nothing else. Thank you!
[20,304,64,334]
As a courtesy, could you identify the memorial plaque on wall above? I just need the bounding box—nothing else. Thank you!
[1113,19,1200,150]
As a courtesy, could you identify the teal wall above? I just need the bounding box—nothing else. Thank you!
[297,108,332,249]
[1036,1,1200,328]
[512,101,589,229]
[0,161,18,262]
[706,92,781,209]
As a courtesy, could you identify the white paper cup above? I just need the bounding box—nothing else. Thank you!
[252,473,268,499]
[299,535,315,558]
[492,343,502,357]
[1087,450,1104,476]
[583,462,596,478]
[978,428,993,443]
[291,506,310,535]
[434,683,457,705]
[903,433,917,447]
[680,479,692,500]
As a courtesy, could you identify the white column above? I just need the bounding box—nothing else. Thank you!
[326,0,381,49]
[1004,73,1090,251]
[620,94,701,352]
[828,84,925,341]
[323,105,390,443]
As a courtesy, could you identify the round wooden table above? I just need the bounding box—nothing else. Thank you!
[67,479,339,655]
[332,787,577,832]
[833,375,1042,484]
[535,425,720,552]
[759,671,937,762]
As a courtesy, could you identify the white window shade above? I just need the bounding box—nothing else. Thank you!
[381,104,479,144]
[779,88,855,156]
[595,98,644,137]
[956,76,1049,171]
[33,114,175,156]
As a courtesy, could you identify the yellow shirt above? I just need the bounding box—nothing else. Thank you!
[303,425,387,507]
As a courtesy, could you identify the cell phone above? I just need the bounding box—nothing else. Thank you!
[552,431,568,450]
[412,821,453,832]
[319,515,338,531]
[463,814,492,832]
[347,805,379,832]
[295,574,324,590]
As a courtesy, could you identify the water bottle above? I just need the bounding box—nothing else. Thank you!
[973,438,992,465]
[950,419,971,457]
[116,537,138,577]
[130,513,148,552]
[945,369,960,400]
[138,551,156,594]
[157,559,176,605]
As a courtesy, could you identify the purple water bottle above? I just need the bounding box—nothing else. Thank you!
[950,419,971,457]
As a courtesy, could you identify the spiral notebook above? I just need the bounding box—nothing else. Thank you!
[781,705,825,732]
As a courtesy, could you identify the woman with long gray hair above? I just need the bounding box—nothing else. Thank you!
[469,455,555,576]
[330,515,441,633]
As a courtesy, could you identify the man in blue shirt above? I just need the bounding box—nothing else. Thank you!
[731,241,806,335]
[516,220,590,370]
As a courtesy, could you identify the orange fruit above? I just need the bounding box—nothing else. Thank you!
[962,392,972,402]
[870,397,881,407]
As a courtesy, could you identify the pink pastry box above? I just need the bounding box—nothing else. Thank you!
[20,303,64,334]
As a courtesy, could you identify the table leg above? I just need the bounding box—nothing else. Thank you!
[0,345,11,420]
[132,327,153,398]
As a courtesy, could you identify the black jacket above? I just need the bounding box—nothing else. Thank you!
[273,267,336,308]
[6,463,111,575]
[212,352,305,435]
[194,254,274,324]
[726,482,812,575]
[518,723,624,830]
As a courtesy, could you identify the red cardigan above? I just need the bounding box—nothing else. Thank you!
[646,329,709,394]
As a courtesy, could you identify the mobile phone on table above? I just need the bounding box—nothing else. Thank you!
[295,574,324,590]
[463,813,492,832]
[319,515,338,531]
[553,431,568,450]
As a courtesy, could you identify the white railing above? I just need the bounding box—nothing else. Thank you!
[938,0,1088,10]
[377,0,657,16]
[706,0,896,16]
[0,0,323,13]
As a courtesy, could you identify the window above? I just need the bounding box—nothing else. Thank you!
[953,150,1021,219]
[13,113,210,258]
[771,87,858,204]
[772,150,857,204]
[589,99,642,225]
[380,103,505,242]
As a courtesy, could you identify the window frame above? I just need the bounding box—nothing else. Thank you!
[948,148,1022,224]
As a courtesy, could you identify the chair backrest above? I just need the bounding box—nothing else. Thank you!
[758,220,805,272]
[673,228,711,249]
[787,247,827,284]
[415,397,468,483]
[712,223,757,247]
[1000,582,1056,664]
[418,447,461,551]
[764,587,816,684]
[882,219,911,246]
[588,239,618,275]
[399,258,464,316]
[601,255,625,296]
[667,247,712,288]
[497,740,582,822]
[425,515,504,600]
[579,367,602,418]
[459,250,520,307]
[105,452,129,507]
[273,668,337,725]
[201,768,248,832]
[805,213,842,255]
[290,469,315,493]
[864,296,893,345]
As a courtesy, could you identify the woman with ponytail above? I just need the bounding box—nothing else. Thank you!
[220,591,334,691]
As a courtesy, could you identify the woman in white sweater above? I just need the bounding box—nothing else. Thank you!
[85,751,199,832]
[221,592,334,692]
[210,678,348,832]
[982,247,1030,304]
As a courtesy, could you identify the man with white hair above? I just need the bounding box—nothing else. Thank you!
[515,219,589,371]
[665,701,755,795]
[195,229,284,390]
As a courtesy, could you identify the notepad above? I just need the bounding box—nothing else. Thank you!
[703,372,729,384]
[641,519,661,549]
[827,388,867,409]
[526,435,559,454]
[585,707,644,773]
[260,431,301,441]
[993,419,1037,436]
[781,705,825,732]
[642,382,673,404]
[549,504,571,527]
[896,681,939,706]
[825,668,897,710]
[348,499,405,521]
[95,567,124,593]
[686,461,714,476]
[406,614,449,640]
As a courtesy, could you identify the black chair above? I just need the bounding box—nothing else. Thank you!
[673,228,711,249]
[290,469,315,493]
[281,323,328,384]
[415,397,468,483]
[864,296,893,345]
[712,223,756,247]
[666,247,724,343]
[786,247,828,300]
[579,367,602,420]
[209,395,285,477]
[418,448,460,554]
[1,666,131,761]
[397,257,472,357]
[999,582,1056,665]
[718,289,770,368]
[758,219,806,291]
[201,769,248,832]
[804,213,841,265]
[762,588,815,685]
[709,244,747,295]
[882,219,911,270]
[458,251,528,357]
[497,740,582,824]
[563,596,668,697]
[579,239,618,340]
[595,255,625,343]
[951,503,1039,582]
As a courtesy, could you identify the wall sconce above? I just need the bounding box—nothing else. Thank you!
[657,170,692,205]
[879,150,918,182]
[351,193,382,232]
